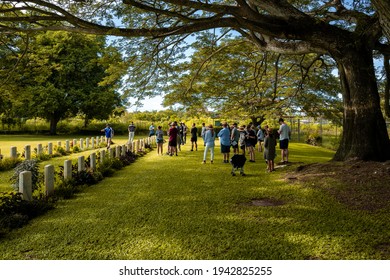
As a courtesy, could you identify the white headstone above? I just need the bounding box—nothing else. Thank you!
[64,160,72,180]
[44,165,55,196]
[19,171,32,201]
[10,146,17,159]
[48,142,53,155]
[25,145,31,160]
[90,153,96,170]
[37,144,43,156]
[78,156,85,172]
[100,150,106,163]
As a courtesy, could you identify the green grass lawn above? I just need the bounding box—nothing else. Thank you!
[0,140,389,260]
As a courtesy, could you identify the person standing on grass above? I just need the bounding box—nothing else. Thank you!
[183,123,188,144]
[201,123,207,146]
[203,124,215,164]
[217,122,231,163]
[257,125,265,152]
[230,123,240,155]
[168,122,179,156]
[278,118,291,164]
[246,125,257,162]
[175,121,182,153]
[101,124,114,150]
[128,121,136,144]
[190,123,198,151]
[156,125,164,155]
[264,127,277,172]
[238,125,247,155]
[149,123,155,137]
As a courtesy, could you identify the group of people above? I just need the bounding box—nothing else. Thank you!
[199,118,291,172]
[103,118,290,173]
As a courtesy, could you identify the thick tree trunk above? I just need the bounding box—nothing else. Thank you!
[49,117,59,135]
[384,54,390,118]
[333,47,390,161]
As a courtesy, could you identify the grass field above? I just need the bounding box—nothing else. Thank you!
[0,138,389,260]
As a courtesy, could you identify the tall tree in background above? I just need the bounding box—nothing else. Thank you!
[0,31,125,134]
[1,1,390,160]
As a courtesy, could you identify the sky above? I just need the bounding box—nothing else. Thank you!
[127,95,166,112]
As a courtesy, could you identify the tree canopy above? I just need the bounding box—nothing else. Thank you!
[1,0,390,160]
[0,31,126,134]
[163,38,342,125]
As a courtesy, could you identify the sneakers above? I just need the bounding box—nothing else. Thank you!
[202,160,206,164]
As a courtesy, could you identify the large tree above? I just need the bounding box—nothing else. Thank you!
[0,31,125,134]
[163,38,342,125]
[1,0,390,160]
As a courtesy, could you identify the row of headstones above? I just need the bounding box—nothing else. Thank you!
[6,136,105,160]
[6,136,156,160]
[18,137,156,201]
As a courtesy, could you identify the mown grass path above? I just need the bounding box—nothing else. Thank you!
[0,142,389,259]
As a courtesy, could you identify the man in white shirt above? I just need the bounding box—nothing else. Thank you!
[278,118,291,164]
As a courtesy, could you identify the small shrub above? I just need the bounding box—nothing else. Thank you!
[72,146,81,153]
[305,134,322,146]
[97,158,115,177]
[73,169,99,186]
[55,179,82,199]
[0,157,22,171]
[11,159,42,192]
[35,152,51,161]
[0,191,56,235]
[111,158,124,170]
[54,146,69,156]
[120,150,137,166]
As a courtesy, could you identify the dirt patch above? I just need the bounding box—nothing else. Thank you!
[287,160,390,212]
[240,198,285,207]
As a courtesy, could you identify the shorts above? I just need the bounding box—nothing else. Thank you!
[221,144,230,153]
[231,143,239,149]
[169,140,177,147]
[280,139,289,149]
[157,139,164,144]
[191,136,197,142]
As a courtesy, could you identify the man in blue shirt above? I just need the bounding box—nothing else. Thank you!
[101,124,114,149]
[217,122,231,163]
[149,123,155,137]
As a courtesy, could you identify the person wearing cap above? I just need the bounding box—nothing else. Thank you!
[278,118,291,163]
